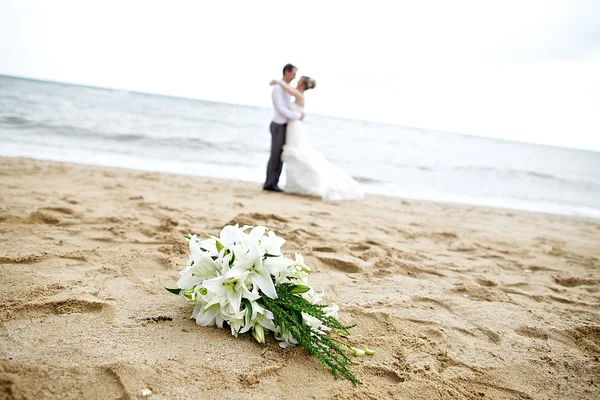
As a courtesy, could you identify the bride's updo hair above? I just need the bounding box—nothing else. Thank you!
[301,76,317,90]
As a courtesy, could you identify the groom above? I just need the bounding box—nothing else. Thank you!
[263,63,304,192]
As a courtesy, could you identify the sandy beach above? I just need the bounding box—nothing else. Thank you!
[0,157,598,399]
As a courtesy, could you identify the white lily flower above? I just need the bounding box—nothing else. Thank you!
[260,230,286,256]
[265,256,294,282]
[193,285,213,303]
[275,324,299,348]
[248,225,266,242]
[236,245,278,299]
[225,307,249,337]
[202,267,252,314]
[197,237,218,255]
[177,237,221,290]
[240,300,276,335]
[212,246,236,276]
[301,312,330,333]
[302,289,325,304]
[218,224,242,247]
[323,304,339,318]
[192,302,225,328]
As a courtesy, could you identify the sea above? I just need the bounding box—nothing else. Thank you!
[1,75,599,219]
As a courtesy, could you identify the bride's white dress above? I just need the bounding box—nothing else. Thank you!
[282,103,364,201]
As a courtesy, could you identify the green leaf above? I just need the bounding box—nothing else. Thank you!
[241,298,253,323]
[163,286,181,295]
[184,235,191,241]
[215,240,224,253]
[263,253,280,260]
[291,309,303,324]
[160,279,181,295]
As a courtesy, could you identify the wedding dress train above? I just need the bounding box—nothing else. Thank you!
[281,104,363,201]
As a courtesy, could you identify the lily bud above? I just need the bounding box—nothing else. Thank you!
[183,287,195,300]
[350,347,366,356]
[364,346,376,355]
[251,324,265,344]
[289,284,311,294]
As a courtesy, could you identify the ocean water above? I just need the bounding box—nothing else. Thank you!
[1,75,599,219]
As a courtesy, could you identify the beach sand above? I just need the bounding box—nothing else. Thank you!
[0,157,599,399]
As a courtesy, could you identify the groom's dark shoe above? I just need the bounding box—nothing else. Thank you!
[263,185,283,192]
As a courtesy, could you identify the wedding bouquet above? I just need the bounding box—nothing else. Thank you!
[165,224,373,383]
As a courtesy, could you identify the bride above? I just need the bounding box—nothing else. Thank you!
[270,76,364,201]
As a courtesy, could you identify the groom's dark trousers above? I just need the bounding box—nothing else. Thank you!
[264,122,286,189]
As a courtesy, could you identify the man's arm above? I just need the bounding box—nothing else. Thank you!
[272,85,302,120]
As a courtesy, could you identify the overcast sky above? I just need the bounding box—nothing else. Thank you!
[1,0,599,151]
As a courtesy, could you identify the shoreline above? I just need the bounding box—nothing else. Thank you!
[1,155,597,222]
[1,157,599,399]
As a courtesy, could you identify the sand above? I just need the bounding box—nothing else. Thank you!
[0,157,599,399]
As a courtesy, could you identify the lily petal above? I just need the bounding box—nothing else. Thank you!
[252,267,277,299]
[196,304,219,326]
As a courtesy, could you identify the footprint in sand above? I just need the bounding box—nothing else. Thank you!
[62,196,79,204]
[475,278,497,287]
[29,210,61,224]
[29,207,81,225]
[0,254,50,264]
[349,244,370,251]
[452,282,508,303]
[515,326,549,340]
[227,212,290,228]
[10,298,109,320]
[559,325,600,357]
[40,207,76,215]
[553,276,599,287]
[157,217,178,232]
[430,232,459,242]
[362,365,406,383]
[315,254,363,273]
[412,296,453,311]
[312,246,336,253]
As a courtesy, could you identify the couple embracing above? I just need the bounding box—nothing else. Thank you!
[263,64,363,201]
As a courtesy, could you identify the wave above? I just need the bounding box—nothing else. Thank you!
[397,164,433,172]
[451,165,574,185]
[2,120,271,154]
[391,161,592,187]
[384,161,600,193]
[83,88,131,97]
[2,115,30,125]
[56,128,221,150]
[352,176,387,184]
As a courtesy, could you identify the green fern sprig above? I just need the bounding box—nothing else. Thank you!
[259,284,359,384]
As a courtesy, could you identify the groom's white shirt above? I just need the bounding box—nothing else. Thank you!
[272,84,301,124]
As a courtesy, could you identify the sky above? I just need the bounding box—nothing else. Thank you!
[1,0,599,151]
